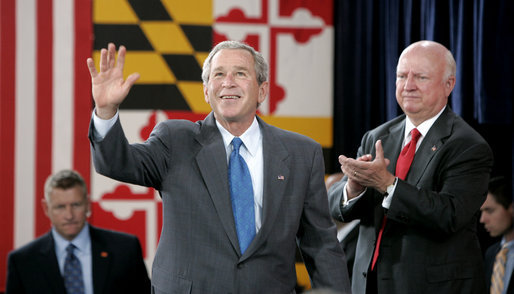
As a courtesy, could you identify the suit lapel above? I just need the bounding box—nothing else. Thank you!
[241,118,290,260]
[90,226,110,294]
[37,233,67,294]
[373,120,405,231]
[195,113,240,253]
[407,107,453,184]
[380,121,405,175]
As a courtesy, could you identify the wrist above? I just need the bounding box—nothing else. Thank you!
[382,177,398,196]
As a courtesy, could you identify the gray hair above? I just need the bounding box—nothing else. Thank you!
[44,169,88,202]
[443,49,456,80]
[201,40,269,85]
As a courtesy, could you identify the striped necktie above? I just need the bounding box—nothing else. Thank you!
[491,244,509,294]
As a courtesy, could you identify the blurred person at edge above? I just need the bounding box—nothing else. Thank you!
[480,176,514,294]
[6,169,150,294]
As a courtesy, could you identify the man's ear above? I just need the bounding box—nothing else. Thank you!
[258,81,269,104]
[445,76,456,96]
[41,199,49,217]
[203,84,210,104]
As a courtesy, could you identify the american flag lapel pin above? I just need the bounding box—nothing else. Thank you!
[101,251,108,258]
[431,145,437,151]
[277,175,285,180]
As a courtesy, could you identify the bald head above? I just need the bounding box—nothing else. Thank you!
[395,40,456,126]
[399,41,456,80]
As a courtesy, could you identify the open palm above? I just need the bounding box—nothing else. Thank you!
[86,43,139,119]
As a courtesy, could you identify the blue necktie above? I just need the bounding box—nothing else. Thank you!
[63,244,85,294]
[229,137,256,254]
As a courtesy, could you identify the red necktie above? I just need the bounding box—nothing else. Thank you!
[371,128,421,271]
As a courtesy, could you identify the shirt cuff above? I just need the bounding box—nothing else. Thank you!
[382,177,398,209]
[92,109,118,140]
[342,182,367,207]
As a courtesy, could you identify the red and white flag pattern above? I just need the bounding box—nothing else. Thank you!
[0,0,92,289]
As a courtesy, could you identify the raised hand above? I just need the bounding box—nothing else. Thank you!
[86,43,140,119]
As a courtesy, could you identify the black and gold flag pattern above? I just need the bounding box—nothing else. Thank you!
[93,0,212,112]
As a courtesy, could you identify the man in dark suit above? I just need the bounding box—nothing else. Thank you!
[6,169,150,294]
[85,41,351,293]
[480,176,514,294]
[328,40,493,294]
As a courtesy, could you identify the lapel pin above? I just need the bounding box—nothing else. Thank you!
[431,146,437,151]
[101,251,108,258]
[277,175,285,180]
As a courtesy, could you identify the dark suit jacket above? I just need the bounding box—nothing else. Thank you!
[484,242,514,294]
[329,107,493,294]
[6,225,150,294]
[89,112,351,294]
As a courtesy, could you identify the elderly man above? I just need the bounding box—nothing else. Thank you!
[329,40,493,294]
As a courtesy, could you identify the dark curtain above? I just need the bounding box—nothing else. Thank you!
[332,0,513,181]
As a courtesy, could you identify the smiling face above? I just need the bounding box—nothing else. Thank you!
[203,48,268,134]
[42,185,90,241]
[395,42,455,126]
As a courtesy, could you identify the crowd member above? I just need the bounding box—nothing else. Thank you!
[480,176,514,294]
[328,40,493,294]
[86,41,350,293]
[6,169,150,294]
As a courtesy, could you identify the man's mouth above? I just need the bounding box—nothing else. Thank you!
[220,95,240,99]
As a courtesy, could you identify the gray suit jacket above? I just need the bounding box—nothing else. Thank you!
[6,225,150,294]
[329,107,493,294]
[89,112,350,294]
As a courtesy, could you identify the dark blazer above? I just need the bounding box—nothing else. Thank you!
[89,112,351,294]
[6,225,150,294]
[484,242,514,294]
[329,107,493,294]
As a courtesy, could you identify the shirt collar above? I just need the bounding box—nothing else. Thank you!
[501,237,514,249]
[52,223,91,255]
[404,106,446,140]
[216,117,261,157]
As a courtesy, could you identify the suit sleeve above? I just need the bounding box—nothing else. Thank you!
[89,117,170,189]
[297,145,351,293]
[6,252,24,294]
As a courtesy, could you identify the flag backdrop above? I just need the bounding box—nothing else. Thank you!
[0,0,334,290]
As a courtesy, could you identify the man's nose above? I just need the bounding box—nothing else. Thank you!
[222,74,236,87]
[64,206,74,219]
[404,75,416,90]
[479,213,486,224]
